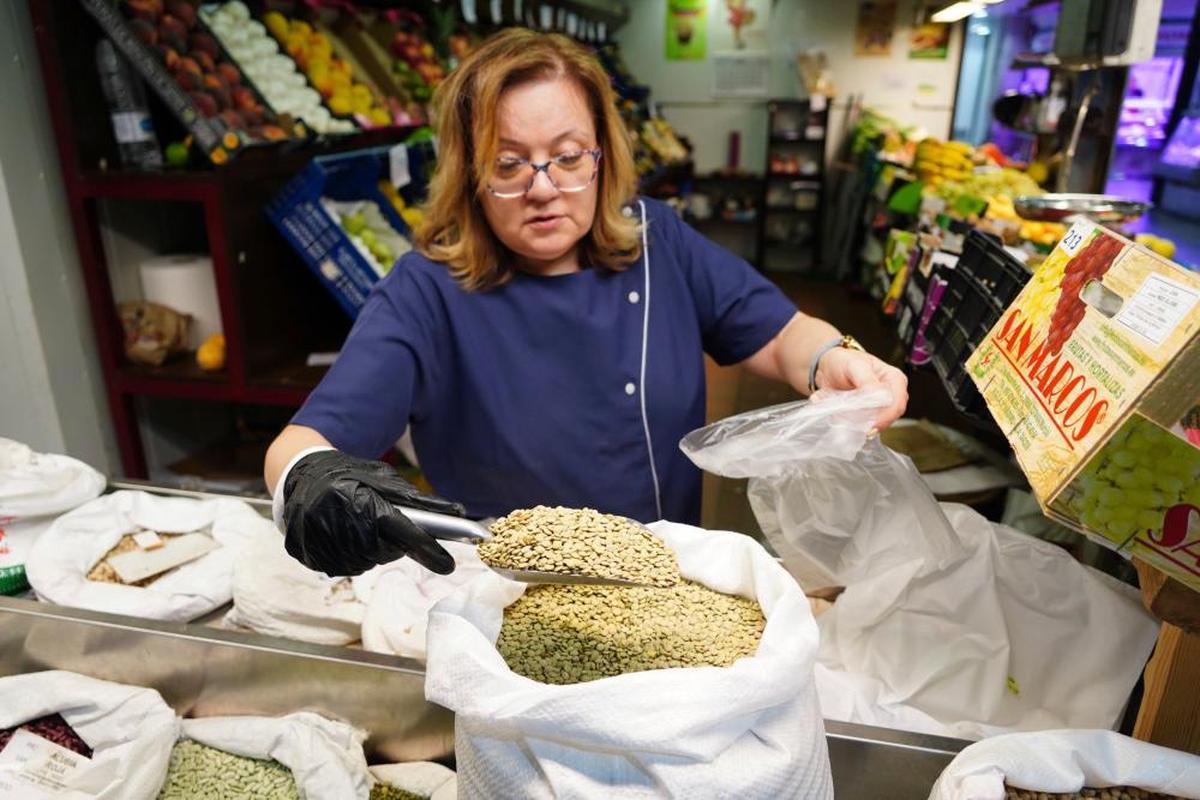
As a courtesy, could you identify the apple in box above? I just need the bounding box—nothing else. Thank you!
[966,220,1200,591]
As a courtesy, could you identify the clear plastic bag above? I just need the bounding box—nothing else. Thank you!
[682,389,1158,739]
[682,388,965,590]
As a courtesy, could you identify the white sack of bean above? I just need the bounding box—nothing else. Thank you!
[424,521,834,800]
[682,389,1159,740]
[929,730,1200,800]
[25,490,272,622]
[0,438,105,519]
[160,712,371,800]
[0,670,178,800]
[360,540,491,659]
[0,439,105,594]
[223,527,367,645]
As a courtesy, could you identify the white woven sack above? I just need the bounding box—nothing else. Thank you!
[26,490,272,622]
[929,730,1200,800]
[360,540,492,659]
[425,520,834,800]
[177,712,371,800]
[0,439,105,520]
[0,670,178,800]
[223,527,367,645]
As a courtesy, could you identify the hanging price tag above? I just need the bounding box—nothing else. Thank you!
[389,145,411,190]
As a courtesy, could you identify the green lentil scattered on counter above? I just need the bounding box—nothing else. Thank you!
[1005,787,1185,800]
[157,740,299,800]
[370,783,426,800]
[497,580,765,684]
[479,505,680,587]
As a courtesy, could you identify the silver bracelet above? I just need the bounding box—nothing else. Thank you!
[806,335,864,393]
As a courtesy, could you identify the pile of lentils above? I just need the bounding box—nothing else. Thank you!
[497,580,766,684]
[157,740,299,800]
[479,506,680,587]
[370,784,426,800]
[1005,787,1186,799]
[0,714,92,757]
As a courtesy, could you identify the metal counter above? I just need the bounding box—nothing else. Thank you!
[0,481,970,794]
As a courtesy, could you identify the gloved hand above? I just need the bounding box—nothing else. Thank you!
[281,449,465,577]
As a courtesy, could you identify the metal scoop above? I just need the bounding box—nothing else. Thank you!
[400,506,652,587]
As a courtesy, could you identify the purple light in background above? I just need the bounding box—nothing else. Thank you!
[1117,57,1184,149]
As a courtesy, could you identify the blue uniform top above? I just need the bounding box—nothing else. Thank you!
[292,197,796,524]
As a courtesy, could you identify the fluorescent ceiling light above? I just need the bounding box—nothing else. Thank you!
[932,1,984,22]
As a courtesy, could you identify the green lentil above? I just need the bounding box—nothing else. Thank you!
[370,783,426,800]
[157,740,299,800]
[479,506,680,587]
[497,580,765,684]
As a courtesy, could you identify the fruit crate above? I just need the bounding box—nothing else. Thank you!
[267,143,432,316]
[81,0,308,165]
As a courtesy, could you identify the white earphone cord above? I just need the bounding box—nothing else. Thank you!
[637,200,663,520]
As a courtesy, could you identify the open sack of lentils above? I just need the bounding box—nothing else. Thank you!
[930,730,1200,800]
[428,506,835,799]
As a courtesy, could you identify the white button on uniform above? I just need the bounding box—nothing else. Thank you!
[627,290,640,304]
[624,382,636,396]
[622,205,634,218]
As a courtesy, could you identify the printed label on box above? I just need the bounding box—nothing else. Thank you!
[1113,273,1200,346]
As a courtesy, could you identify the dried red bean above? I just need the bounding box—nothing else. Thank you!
[0,713,93,758]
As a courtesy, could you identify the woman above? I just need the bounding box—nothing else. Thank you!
[266,29,907,577]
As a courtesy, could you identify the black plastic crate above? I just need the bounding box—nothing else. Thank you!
[958,229,1030,307]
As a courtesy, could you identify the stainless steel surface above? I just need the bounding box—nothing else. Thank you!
[0,594,453,763]
[1013,193,1152,224]
[5,481,969,794]
[402,506,491,543]
[0,598,969,795]
[826,720,968,798]
[485,566,651,587]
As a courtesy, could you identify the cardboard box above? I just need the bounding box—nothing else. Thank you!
[967,220,1200,590]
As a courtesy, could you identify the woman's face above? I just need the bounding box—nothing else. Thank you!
[480,77,599,275]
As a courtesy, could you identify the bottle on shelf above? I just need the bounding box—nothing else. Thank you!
[95,39,163,170]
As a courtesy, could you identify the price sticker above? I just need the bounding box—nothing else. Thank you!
[389,145,411,190]
[1059,222,1090,257]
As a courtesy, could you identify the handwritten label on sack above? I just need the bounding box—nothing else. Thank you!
[0,728,93,799]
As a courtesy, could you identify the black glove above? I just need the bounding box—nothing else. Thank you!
[282,450,465,577]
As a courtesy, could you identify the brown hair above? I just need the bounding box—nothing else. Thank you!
[415,28,641,291]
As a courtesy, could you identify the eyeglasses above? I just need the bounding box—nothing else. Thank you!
[485,148,602,199]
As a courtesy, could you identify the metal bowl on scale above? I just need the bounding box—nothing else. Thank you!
[1012,194,1151,225]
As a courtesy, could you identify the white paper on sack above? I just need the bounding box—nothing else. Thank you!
[0,439,106,520]
[360,540,492,659]
[929,730,1200,800]
[0,670,178,800]
[179,712,371,800]
[424,521,834,800]
[681,389,1160,740]
[25,490,272,622]
[223,527,366,645]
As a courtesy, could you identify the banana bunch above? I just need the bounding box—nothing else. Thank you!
[639,118,689,164]
[1135,233,1176,260]
[1019,220,1066,247]
[915,138,973,187]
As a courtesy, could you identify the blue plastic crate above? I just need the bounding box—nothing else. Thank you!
[267,143,434,317]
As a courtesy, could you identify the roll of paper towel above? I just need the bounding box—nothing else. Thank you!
[139,255,222,349]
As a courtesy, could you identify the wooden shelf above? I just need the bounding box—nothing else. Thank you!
[76,170,219,201]
[767,173,823,184]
